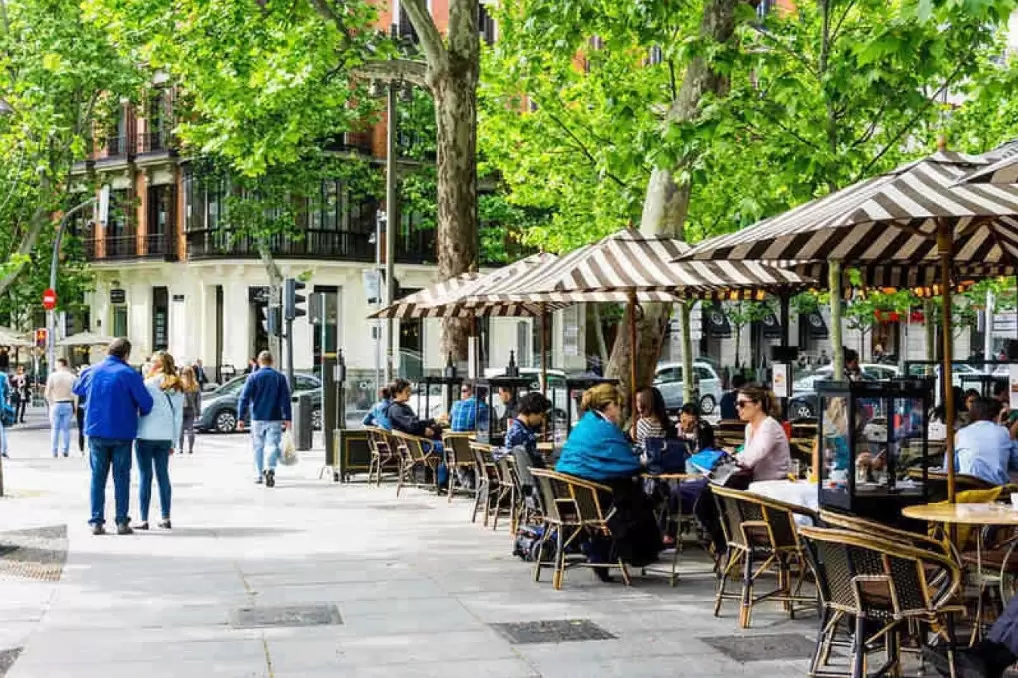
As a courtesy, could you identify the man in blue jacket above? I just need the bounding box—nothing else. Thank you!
[237,351,292,488]
[73,338,154,535]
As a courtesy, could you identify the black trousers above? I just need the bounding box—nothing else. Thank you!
[76,407,85,452]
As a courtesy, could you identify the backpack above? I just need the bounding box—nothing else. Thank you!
[1,402,14,427]
[512,525,556,563]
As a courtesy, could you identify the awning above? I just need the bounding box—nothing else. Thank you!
[761,313,782,339]
[703,306,732,339]
[804,311,828,340]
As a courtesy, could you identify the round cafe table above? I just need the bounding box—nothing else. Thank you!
[902,502,1018,643]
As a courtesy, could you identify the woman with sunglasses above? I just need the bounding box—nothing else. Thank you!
[734,384,790,481]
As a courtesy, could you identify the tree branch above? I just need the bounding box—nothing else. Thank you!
[751,25,820,82]
[400,0,448,73]
[829,0,859,44]
[352,59,428,88]
[544,109,627,189]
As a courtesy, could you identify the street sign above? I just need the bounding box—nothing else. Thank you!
[42,288,57,311]
[110,288,126,304]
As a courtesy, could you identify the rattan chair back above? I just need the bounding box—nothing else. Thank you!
[819,509,951,558]
[799,525,961,620]
[442,432,473,467]
[528,469,578,526]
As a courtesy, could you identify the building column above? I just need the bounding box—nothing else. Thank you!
[221,279,249,372]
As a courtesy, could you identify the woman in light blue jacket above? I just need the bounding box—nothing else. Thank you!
[136,352,185,530]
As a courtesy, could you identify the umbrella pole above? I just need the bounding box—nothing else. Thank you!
[938,220,956,503]
[540,304,547,395]
[829,259,844,379]
[629,291,638,438]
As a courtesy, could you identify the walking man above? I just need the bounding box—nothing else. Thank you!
[44,358,76,458]
[237,351,291,487]
[74,339,153,535]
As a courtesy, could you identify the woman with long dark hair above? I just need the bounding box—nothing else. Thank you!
[634,387,675,444]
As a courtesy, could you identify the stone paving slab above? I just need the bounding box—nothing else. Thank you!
[0,428,821,678]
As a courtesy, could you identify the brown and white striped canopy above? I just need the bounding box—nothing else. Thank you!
[494,229,813,302]
[682,151,1018,265]
[421,253,571,316]
[368,272,479,319]
[958,140,1018,185]
[782,261,1015,291]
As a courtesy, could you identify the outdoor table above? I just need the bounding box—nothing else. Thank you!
[639,472,704,585]
[902,502,1018,643]
[748,480,819,526]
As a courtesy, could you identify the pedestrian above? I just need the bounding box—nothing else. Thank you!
[11,365,28,424]
[0,367,9,458]
[44,358,76,458]
[244,358,258,375]
[192,359,208,390]
[75,364,91,455]
[179,365,201,454]
[0,346,10,373]
[237,351,291,487]
[74,338,154,535]
[135,352,184,530]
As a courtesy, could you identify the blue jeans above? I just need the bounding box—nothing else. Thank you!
[136,440,172,522]
[89,437,133,526]
[252,420,282,477]
[50,402,73,456]
[0,417,7,454]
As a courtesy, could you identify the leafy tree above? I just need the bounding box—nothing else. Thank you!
[0,0,140,299]
[722,299,776,369]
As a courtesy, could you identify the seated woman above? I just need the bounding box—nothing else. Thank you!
[634,387,675,445]
[386,379,448,488]
[555,384,661,577]
[362,385,393,430]
[734,384,791,481]
[505,392,553,510]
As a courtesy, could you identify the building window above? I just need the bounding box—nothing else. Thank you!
[107,189,132,237]
[113,306,128,338]
[479,3,496,45]
[309,179,341,231]
[647,45,663,66]
[152,286,168,351]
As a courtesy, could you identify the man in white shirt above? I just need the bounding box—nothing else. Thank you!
[951,397,1017,486]
[44,358,76,458]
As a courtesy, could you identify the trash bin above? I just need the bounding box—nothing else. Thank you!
[292,393,313,451]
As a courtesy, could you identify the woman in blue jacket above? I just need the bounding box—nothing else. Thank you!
[555,384,660,578]
[136,352,184,530]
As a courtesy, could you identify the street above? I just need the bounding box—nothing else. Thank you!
[0,426,822,678]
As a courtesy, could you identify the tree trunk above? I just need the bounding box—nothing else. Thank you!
[603,0,740,409]
[592,303,609,368]
[0,175,53,297]
[432,67,478,362]
[257,240,284,360]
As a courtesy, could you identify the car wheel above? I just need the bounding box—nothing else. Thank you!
[699,394,716,415]
[215,409,238,434]
[312,408,322,431]
[793,402,815,421]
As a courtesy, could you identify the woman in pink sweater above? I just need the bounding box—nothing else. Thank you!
[735,384,791,481]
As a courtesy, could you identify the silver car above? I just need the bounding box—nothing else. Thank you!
[653,361,719,414]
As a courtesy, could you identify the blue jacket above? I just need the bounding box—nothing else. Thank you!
[237,367,292,422]
[137,375,185,443]
[362,399,392,430]
[74,356,154,440]
[555,411,641,482]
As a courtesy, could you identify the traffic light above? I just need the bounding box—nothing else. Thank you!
[260,305,282,338]
[283,278,306,320]
[34,328,47,348]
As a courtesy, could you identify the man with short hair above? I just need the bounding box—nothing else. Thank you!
[45,358,76,458]
[678,403,715,452]
[192,359,208,390]
[74,338,154,535]
[719,374,747,420]
[951,396,1017,486]
[449,383,488,432]
[237,351,292,488]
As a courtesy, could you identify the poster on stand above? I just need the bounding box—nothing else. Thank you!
[773,363,790,399]
[1009,365,1018,410]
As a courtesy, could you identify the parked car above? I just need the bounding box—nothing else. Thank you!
[197,372,322,433]
[480,367,570,422]
[908,362,988,390]
[788,363,898,421]
[653,362,717,414]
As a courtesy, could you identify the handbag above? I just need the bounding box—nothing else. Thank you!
[642,438,691,474]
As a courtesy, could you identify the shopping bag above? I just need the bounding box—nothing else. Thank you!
[280,430,299,466]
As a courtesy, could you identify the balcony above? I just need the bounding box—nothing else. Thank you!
[186,228,379,261]
[84,233,175,262]
[137,130,175,156]
[96,135,134,161]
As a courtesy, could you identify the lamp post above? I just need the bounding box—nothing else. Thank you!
[47,197,98,370]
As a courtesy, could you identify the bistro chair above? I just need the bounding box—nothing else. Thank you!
[366,427,400,486]
[712,485,817,628]
[529,469,630,590]
[470,442,501,526]
[494,454,521,534]
[441,432,476,503]
[798,525,964,678]
[391,430,440,496]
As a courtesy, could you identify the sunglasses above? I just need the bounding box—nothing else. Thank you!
[735,399,755,409]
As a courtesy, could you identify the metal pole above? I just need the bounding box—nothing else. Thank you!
[286,318,295,392]
[539,304,547,395]
[780,292,790,418]
[383,82,397,383]
[374,214,382,393]
[829,260,844,379]
[48,199,95,370]
[985,287,994,372]
[938,221,956,503]
[628,291,638,438]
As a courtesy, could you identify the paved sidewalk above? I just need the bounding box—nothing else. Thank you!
[0,428,819,677]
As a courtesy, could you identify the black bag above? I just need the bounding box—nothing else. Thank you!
[643,438,691,475]
[512,525,555,562]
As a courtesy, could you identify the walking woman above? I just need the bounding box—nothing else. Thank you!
[11,365,29,424]
[136,351,184,530]
[179,366,202,454]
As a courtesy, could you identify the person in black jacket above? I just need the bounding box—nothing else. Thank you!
[386,379,440,438]
[678,403,714,452]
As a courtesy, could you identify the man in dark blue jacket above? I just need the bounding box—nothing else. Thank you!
[237,351,292,488]
[73,338,154,535]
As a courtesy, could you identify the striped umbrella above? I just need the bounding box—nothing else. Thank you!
[958,139,1018,185]
[682,151,1018,266]
[367,273,479,320]
[781,261,1014,291]
[453,229,814,427]
[682,150,1018,501]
